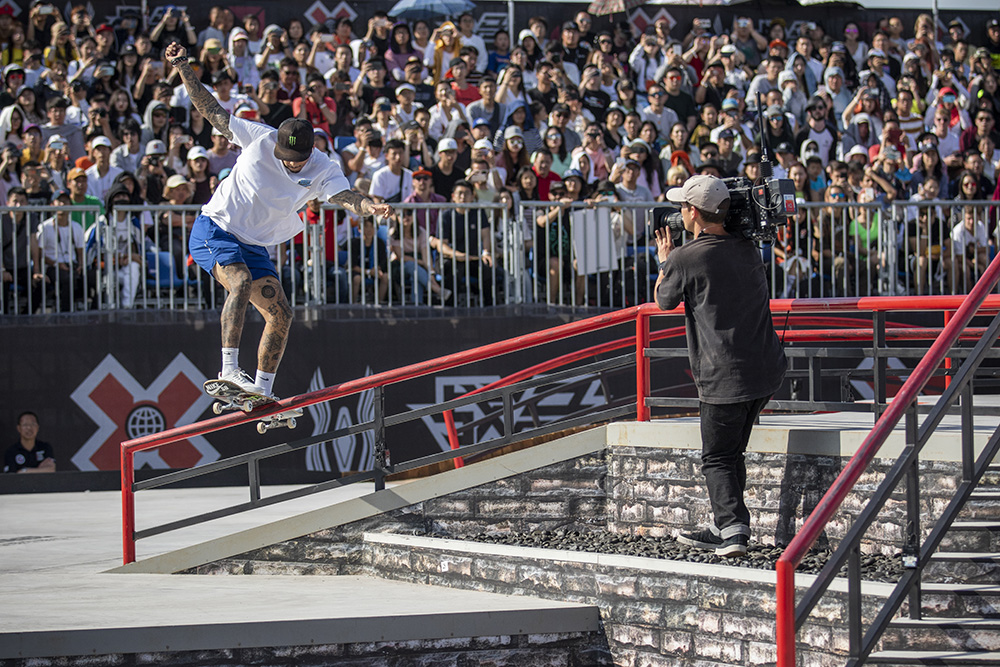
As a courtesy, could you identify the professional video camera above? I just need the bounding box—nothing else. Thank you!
[652,94,797,245]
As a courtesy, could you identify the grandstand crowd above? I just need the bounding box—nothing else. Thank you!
[2,4,1000,310]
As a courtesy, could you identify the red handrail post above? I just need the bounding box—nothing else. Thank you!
[444,409,464,468]
[775,559,796,667]
[942,310,953,389]
[636,311,651,422]
[121,447,135,564]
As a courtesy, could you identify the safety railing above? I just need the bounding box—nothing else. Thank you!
[119,305,648,564]
[774,253,1000,667]
[9,199,1000,316]
[120,287,1000,565]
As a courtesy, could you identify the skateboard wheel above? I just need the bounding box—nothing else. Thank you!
[242,400,253,412]
[212,402,224,415]
[257,422,268,435]
[287,418,297,429]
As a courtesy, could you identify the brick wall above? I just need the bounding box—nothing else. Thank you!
[608,446,979,556]
[358,534,893,667]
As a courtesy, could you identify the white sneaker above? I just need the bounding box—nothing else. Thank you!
[204,368,265,397]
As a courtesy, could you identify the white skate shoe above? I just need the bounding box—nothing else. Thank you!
[204,368,265,398]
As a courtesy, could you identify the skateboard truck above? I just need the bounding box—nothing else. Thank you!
[209,392,303,434]
[256,410,302,434]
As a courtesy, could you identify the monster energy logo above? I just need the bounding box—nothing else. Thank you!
[288,136,297,146]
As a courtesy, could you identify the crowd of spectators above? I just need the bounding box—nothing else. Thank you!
[3,4,1000,310]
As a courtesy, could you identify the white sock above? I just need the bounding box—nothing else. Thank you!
[255,370,275,395]
[221,348,239,375]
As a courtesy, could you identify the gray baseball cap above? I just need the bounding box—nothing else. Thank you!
[665,174,730,214]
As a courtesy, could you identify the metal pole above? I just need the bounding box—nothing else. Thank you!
[507,0,514,42]
[932,0,939,43]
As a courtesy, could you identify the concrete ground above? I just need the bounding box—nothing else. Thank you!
[0,483,598,660]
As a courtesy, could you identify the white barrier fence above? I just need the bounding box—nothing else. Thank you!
[2,199,998,315]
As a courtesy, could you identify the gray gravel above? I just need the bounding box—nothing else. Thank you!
[436,530,904,583]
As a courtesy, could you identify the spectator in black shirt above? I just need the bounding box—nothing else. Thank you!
[558,21,588,71]
[354,58,395,116]
[431,137,462,197]
[3,411,55,473]
[527,61,560,115]
[663,66,699,131]
[257,70,294,129]
[580,65,610,123]
[150,6,196,53]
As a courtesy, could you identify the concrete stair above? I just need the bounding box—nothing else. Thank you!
[871,466,1000,664]
[866,650,1000,664]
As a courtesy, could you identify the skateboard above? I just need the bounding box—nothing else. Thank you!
[204,379,303,433]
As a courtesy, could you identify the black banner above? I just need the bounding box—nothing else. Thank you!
[1,309,656,475]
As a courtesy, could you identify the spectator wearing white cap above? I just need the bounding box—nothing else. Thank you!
[228,27,260,92]
[138,139,171,205]
[718,44,748,93]
[85,136,122,201]
[823,67,852,132]
[393,83,421,127]
[185,145,215,206]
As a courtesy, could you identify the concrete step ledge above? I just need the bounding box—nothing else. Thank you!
[361,532,897,598]
[0,574,600,660]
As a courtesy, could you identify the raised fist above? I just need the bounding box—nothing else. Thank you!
[164,43,188,63]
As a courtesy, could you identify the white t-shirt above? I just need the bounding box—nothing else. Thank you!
[37,218,85,263]
[369,166,413,202]
[201,116,352,246]
[951,220,988,249]
[86,164,124,201]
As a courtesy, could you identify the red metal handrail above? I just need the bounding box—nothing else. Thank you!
[121,304,653,563]
[774,279,1000,665]
[120,294,1000,564]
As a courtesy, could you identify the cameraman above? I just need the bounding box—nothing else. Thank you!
[654,175,787,557]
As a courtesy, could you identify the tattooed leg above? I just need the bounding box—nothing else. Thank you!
[214,263,253,349]
[248,275,292,374]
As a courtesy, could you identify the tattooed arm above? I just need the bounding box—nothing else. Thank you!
[164,42,234,142]
[329,189,394,218]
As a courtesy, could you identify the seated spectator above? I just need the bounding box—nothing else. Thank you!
[3,411,54,473]
[350,215,390,303]
[35,190,86,311]
[389,208,454,305]
[950,205,989,293]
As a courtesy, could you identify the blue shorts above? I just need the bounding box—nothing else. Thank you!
[189,214,278,281]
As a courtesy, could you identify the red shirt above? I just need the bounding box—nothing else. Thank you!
[533,168,562,201]
[296,207,342,261]
[292,96,338,137]
[451,80,481,107]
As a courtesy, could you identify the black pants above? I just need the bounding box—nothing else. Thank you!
[699,396,771,535]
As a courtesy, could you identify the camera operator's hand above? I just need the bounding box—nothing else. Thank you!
[654,226,675,264]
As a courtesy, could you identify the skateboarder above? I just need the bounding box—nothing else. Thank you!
[165,42,393,401]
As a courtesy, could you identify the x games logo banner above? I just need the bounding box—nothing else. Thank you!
[70,354,217,471]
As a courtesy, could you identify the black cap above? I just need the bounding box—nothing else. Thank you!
[274,118,314,162]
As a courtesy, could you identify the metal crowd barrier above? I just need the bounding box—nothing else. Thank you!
[0,204,100,315]
[3,199,998,315]
[782,200,999,299]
